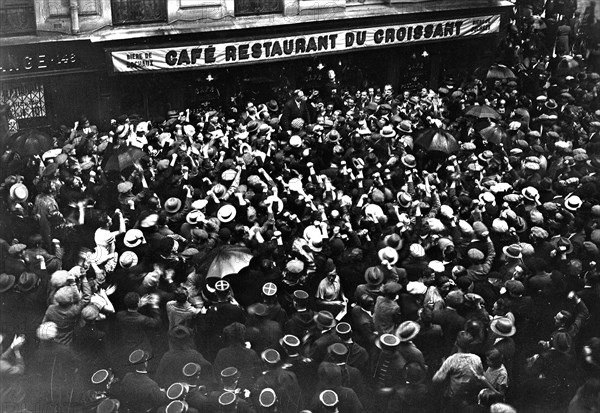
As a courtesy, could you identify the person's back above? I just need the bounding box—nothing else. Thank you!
[213,344,260,389]
[115,371,169,411]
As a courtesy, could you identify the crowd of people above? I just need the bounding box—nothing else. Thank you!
[3,4,600,413]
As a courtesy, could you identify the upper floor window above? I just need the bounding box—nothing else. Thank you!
[234,0,283,16]
[48,0,99,16]
[0,0,36,37]
[111,0,167,25]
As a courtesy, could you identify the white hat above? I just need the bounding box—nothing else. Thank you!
[409,243,425,258]
[124,229,145,248]
[186,210,205,225]
[217,204,237,223]
[428,260,445,273]
[378,247,399,265]
[191,199,209,210]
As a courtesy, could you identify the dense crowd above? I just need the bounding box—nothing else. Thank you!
[3,4,600,413]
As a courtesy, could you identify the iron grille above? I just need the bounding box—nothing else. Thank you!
[111,0,167,25]
[235,0,283,16]
[0,82,47,120]
[0,0,36,37]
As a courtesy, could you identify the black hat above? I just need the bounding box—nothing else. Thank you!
[220,367,240,380]
[259,388,277,408]
[182,362,201,377]
[129,349,151,365]
[319,390,339,407]
[293,290,309,301]
[261,349,281,365]
[219,391,237,407]
[328,343,348,361]
[335,322,352,338]
[280,334,301,349]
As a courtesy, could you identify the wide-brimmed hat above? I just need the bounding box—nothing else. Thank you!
[378,247,399,265]
[314,310,336,329]
[164,198,182,214]
[9,183,28,202]
[565,195,583,211]
[217,204,237,223]
[17,272,38,292]
[124,229,145,248]
[490,317,516,337]
[502,243,523,260]
[186,210,205,225]
[401,154,417,169]
[364,266,384,286]
[521,186,540,202]
[380,125,397,139]
[551,236,574,254]
[376,333,400,351]
[119,251,139,268]
[397,192,412,208]
[396,321,421,342]
[308,236,323,252]
[398,120,413,134]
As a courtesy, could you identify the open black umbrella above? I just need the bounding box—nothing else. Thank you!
[9,129,53,156]
[415,127,459,155]
[465,105,501,120]
[197,244,253,279]
[486,64,517,80]
[104,146,147,172]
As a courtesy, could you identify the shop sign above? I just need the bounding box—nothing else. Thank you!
[110,14,500,73]
[0,46,80,76]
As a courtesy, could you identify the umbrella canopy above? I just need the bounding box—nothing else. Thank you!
[479,124,507,145]
[465,105,501,120]
[415,127,460,155]
[198,245,253,279]
[104,146,147,172]
[486,64,516,80]
[9,129,53,156]
[555,56,580,76]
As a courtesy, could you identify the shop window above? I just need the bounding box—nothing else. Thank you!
[0,0,36,37]
[234,0,283,16]
[111,0,167,25]
[48,0,99,16]
[0,81,47,122]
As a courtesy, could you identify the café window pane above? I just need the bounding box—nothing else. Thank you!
[0,82,47,120]
[235,0,283,16]
[111,0,167,25]
[0,0,36,36]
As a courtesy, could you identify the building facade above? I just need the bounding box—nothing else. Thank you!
[0,0,512,128]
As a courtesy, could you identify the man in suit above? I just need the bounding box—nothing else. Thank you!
[432,290,466,354]
[280,89,311,131]
[113,350,169,411]
[254,349,303,413]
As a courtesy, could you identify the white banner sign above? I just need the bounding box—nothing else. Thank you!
[111,14,501,73]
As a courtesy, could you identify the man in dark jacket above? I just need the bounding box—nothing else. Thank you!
[113,349,169,412]
[280,90,312,131]
[254,349,303,413]
[284,290,315,339]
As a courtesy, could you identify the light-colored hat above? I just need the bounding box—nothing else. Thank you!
[378,247,399,265]
[217,204,237,223]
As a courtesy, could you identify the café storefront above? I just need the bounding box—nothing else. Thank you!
[102,9,509,119]
[0,41,107,129]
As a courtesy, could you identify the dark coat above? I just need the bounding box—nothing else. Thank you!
[254,367,303,413]
[113,372,169,412]
[280,99,311,131]
[432,308,466,352]
[213,344,260,389]
[155,348,214,388]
